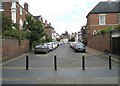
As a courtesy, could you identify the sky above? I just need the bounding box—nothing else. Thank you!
[19,0,116,35]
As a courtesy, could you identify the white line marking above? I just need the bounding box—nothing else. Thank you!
[0,53,29,66]
[1,67,116,69]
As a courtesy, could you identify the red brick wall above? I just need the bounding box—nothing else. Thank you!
[2,2,12,18]
[87,13,118,36]
[44,27,53,38]
[2,39,29,62]
[88,33,110,52]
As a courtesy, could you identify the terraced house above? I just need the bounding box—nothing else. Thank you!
[86,0,120,55]
[1,0,56,40]
[1,0,35,30]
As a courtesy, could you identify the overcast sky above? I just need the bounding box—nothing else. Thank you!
[19,0,116,35]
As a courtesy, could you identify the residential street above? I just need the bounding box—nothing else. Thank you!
[2,44,118,84]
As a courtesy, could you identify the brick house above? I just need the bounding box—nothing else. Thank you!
[44,20,54,38]
[34,15,55,39]
[86,1,120,46]
[2,1,34,30]
[86,0,120,55]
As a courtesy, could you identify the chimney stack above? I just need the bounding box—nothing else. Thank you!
[45,20,48,27]
[24,2,29,11]
[49,23,51,26]
[108,0,111,3]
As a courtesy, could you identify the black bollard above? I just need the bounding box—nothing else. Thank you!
[82,55,85,70]
[26,55,29,70]
[54,55,57,70]
[109,55,112,69]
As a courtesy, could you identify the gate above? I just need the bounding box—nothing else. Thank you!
[112,37,120,55]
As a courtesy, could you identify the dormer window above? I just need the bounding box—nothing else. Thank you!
[99,14,106,25]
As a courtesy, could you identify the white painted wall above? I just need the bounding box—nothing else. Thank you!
[11,2,17,23]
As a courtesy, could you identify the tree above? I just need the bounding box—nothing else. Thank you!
[2,15,13,32]
[46,37,53,42]
[23,14,45,50]
[69,37,75,42]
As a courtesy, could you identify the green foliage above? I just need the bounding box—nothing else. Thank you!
[69,37,75,42]
[23,14,45,49]
[2,16,13,32]
[97,27,113,35]
[56,38,61,41]
[46,37,53,42]
[115,24,120,31]
[97,25,120,35]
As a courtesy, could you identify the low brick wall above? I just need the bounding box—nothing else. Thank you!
[2,38,29,62]
[88,33,110,52]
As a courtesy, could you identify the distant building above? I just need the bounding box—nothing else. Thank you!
[43,20,54,39]
[61,31,70,43]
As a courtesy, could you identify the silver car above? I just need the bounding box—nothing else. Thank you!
[34,44,49,54]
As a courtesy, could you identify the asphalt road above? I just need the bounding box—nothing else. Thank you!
[3,44,118,68]
[2,44,119,84]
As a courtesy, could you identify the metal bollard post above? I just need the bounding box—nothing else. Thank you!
[82,55,85,70]
[26,55,29,70]
[109,55,112,69]
[54,55,57,70]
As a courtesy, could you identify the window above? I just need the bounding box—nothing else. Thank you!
[20,7,22,15]
[99,14,106,25]
[0,2,4,11]
[19,19,23,30]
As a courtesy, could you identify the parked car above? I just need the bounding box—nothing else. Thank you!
[45,42,54,51]
[34,44,49,54]
[70,42,76,49]
[73,42,86,53]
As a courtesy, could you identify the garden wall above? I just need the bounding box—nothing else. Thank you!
[88,33,110,52]
[2,38,29,62]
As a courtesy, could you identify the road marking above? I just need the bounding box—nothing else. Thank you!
[0,53,29,66]
[103,55,120,63]
[1,66,116,70]
[35,54,48,57]
[1,77,118,81]
[0,78,41,81]
[111,57,120,63]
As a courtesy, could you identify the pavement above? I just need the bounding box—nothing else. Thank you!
[1,44,119,84]
[86,47,120,62]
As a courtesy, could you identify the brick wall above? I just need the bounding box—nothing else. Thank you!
[2,2,12,18]
[2,39,29,62]
[44,27,53,38]
[87,13,118,36]
[88,33,110,52]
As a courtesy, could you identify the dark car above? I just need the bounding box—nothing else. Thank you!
[74,43,86,53]
[34,44,49,54]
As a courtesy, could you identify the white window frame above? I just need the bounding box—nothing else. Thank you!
[99,14,106,25]
[19,19,23,30]
[20,7,22,15]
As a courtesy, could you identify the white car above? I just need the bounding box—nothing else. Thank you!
[46,43,54,51]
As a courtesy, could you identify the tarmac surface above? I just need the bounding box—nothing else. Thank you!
[1,44,119,84]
